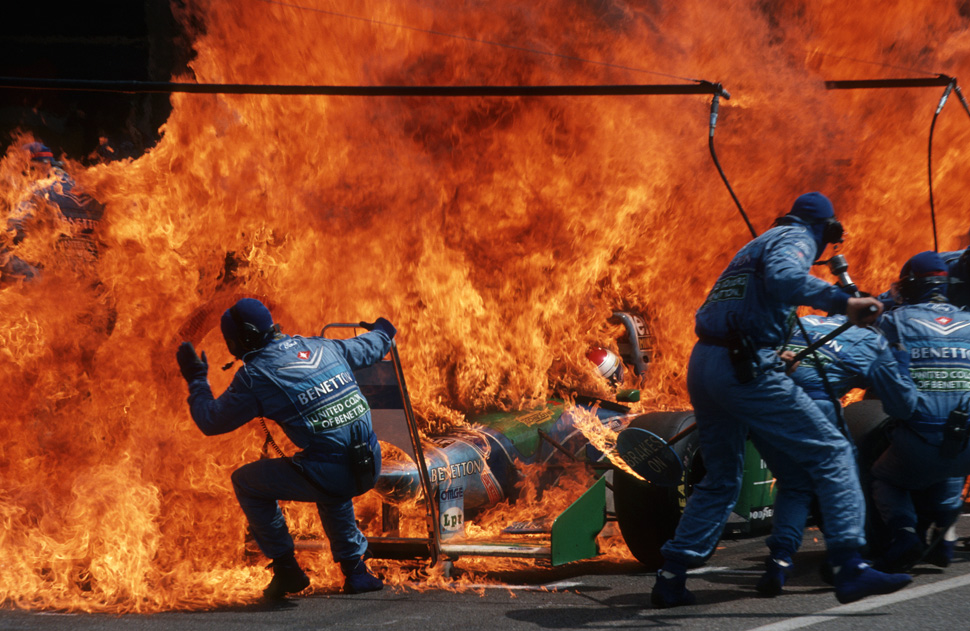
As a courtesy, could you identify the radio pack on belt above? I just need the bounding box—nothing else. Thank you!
[726,329,758,384]
[349,422,377,494]
[940,408,970,459]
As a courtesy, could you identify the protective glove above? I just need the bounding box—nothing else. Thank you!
[846,296,883,326]
[359,317,397,339]
[176,341,209,382]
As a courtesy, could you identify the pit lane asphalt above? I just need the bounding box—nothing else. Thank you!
[4,517,970,631]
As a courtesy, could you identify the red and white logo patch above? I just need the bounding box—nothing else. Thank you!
[297,350,311,360]
[911,315,970,336]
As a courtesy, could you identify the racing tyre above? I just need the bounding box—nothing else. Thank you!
[613,411,701,570]
[843,399,894,556]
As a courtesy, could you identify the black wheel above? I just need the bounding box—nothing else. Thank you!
[843,399,894,556]
[613,411,702,570]
[843,399,893,463]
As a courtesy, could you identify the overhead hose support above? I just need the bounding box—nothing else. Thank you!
[953,83,970,122]
[928,79,955,252]
[707,86,757,238]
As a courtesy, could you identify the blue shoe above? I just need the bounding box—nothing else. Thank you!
[875,529,924,573]
[651,568,696,608]
[834,555,911,604]
[925,540,956,568]
[263,554,311,600]
[756,557,792,597]
[340,556,384,594]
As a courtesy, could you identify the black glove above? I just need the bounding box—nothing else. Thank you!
[359,317,396,339]
[176,342,209,382]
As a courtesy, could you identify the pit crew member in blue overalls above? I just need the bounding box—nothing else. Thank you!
[176,298,396,599]
[752,313,919,596]
[1,142,105,283]
[871,251,970,572]
[651,192,912,608]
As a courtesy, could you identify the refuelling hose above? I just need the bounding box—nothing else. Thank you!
[707,89,757,239]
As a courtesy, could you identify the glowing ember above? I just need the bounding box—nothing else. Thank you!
[2,0,970,613]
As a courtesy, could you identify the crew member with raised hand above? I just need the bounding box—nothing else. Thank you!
[651,192,912,608]
[176,298,396,599]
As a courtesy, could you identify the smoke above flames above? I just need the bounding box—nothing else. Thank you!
[1,0,970,612]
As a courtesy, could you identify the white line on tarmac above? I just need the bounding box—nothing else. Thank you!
[746,572,970,631]
[405,579,586,591]
[474,579,585,591]
[689,566,763,576]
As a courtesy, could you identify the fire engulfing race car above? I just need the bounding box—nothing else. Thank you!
[177,299,779,574]
[262,256,905,575]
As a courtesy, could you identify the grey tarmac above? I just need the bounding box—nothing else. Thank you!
[3,517,970,631]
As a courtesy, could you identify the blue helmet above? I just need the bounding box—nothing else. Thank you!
[898,251,949,303]
[787,192,843,252]
[221,298,275,358]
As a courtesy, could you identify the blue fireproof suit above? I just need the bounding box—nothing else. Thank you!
[183,330,392,562]
[1,166,104,282]
[663,219,865,568]
[872,301,970,533]
[755,315,919,559]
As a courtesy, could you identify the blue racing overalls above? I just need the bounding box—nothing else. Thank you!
[872,301,970,533]
[2,166,104,282]
[663,219,866,568]
[184,330,392,562]
[758,315,918,559]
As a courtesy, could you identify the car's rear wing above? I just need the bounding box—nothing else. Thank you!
[320,323,443,566]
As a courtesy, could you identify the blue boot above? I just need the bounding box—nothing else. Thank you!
[756,557,792,597]
[834,554,911,604]
[263,553,311,600]
[925,540,956,568]
[340,556,384,594]
[875,529,924,573]
[651,562,696,608]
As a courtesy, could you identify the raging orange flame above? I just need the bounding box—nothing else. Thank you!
[2,0,970,612]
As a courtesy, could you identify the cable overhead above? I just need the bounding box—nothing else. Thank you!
[824,75,953,90]
[0,76,728,98]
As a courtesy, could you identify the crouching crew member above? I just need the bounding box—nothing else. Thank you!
[176,298,396,599]
[872,251,970,571]
[652,192,912,608]
[752,313,919,595]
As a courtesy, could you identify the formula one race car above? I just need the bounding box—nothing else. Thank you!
[176,294,778,572]
[316,312,777,571]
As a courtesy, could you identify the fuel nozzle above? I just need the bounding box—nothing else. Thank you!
[828,254,860,297]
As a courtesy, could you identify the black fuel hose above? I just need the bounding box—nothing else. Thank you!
[928,79,955,252]
[708,90,757,239]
